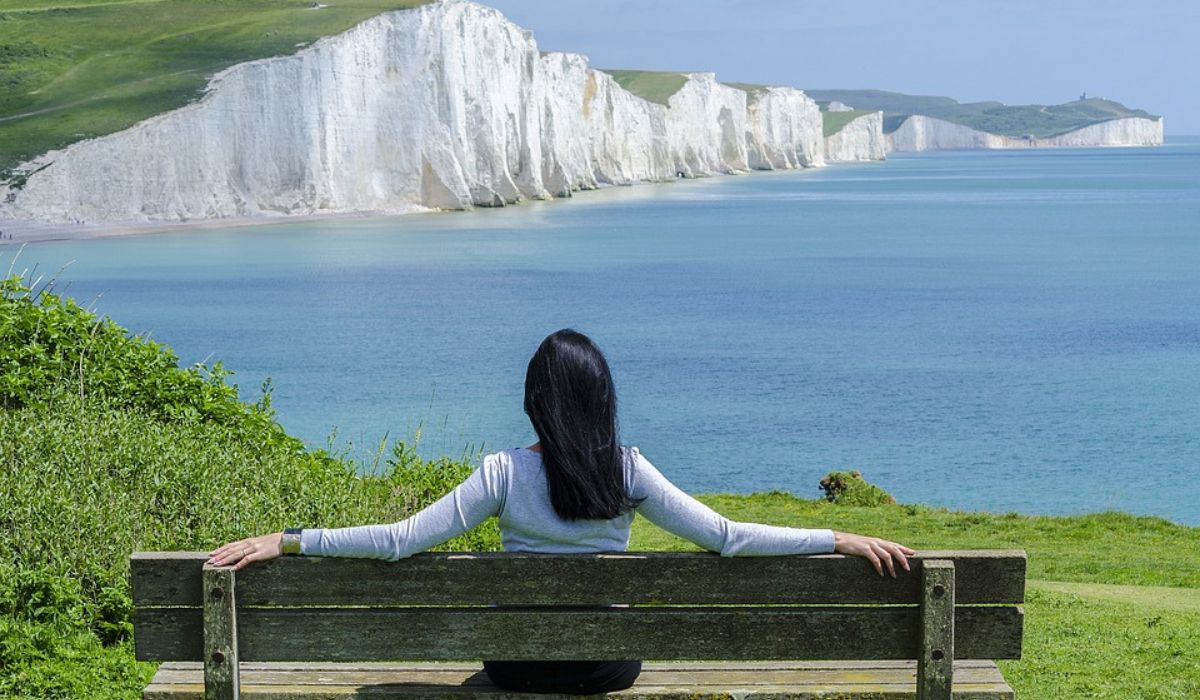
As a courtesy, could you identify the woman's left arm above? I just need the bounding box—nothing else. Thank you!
[207,454,506,570]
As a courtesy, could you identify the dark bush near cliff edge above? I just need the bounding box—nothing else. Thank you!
[819,470,896,507]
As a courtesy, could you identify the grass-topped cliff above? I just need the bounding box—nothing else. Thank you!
[0,0,432,174]
[820,108,877,137]
[805,89,1159,138]
[1,273,1197,699]
[599,69,688,106]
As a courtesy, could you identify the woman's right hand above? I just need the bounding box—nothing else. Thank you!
[833,531,915,578]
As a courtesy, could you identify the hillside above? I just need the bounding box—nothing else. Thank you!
[0,0,432,174]
[805,89,1158,138]
[821,108,875,137]
[599,69,688,106]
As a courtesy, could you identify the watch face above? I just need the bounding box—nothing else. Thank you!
[281,531,303,555]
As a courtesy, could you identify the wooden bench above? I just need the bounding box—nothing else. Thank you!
[132,550,1025,699]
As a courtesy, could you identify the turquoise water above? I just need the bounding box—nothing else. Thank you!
[11,140,1200,524]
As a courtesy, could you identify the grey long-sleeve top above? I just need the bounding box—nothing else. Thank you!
[300,446,836,558]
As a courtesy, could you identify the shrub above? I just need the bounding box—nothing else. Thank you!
[0,274,497,698]
[818,470,896,507]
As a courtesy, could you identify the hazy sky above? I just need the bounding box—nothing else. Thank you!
[486,0,1197,134]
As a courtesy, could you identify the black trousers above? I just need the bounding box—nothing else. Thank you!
[482,660,642,694]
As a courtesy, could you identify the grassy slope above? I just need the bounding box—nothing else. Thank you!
[600,69,688,106]
[723,81,771,95]
[805,89,1158,138]
[821,108,875,137]
[0,0,431,174]
[631,494,1200,699]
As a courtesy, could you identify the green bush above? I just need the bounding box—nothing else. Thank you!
[0,275,498,698]
[818,470,896,507]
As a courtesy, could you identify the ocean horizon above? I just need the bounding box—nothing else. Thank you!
[9,138,1199,525]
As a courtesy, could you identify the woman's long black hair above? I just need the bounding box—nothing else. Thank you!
[524,329,640,521]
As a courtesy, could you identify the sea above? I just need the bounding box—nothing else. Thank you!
[9,138,1199,525]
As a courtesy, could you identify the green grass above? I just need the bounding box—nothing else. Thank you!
[723,81,771,95]
[2,274,1197,699]
[631,494,1200,699]
[599,69,688,106]
[1028,581,1200,613]
[821,108,875,137]
[0,0,432,175]
[806,89,1158,138]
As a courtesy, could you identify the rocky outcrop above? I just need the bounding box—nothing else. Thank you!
[887,115,1164,152]
[0,0,824,225]
[823,111,886,162]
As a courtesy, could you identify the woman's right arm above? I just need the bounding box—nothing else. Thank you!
[630,449,912,576]
[299,454,506,560]
[209,454,506,569]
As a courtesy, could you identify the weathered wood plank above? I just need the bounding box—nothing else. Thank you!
[134,606,1023,662]
[145,685,1015,700]
[918,560,955,700]
[201,566,239,700]
[132,551,1026,607]
[143,660,1015,700]
[152,666,1013,687]
[152,660,1008,675]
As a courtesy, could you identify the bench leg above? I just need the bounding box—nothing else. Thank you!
[918,559,954,700]
[203,565,240,700]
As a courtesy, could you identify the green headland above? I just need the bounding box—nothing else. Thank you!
[805,89,1159,138]
[2,273,1197,699]
[0,0,432,174]
[820,108,877,137]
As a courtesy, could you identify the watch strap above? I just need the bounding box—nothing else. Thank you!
[281,528,303,556]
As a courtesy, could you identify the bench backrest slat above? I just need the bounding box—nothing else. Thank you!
[130,551,1026,666]
[131,550,1026,607]
[134,605,1023,662]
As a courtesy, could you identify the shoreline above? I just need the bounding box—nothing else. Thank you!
[0,165,833,246]
[7,136,1195,246]
[0,207,429,246]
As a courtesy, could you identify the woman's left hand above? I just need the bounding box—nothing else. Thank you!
[207,532,283,570]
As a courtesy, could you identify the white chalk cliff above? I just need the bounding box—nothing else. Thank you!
[824,111,887,162]
[887,115,1164,152]
[0,0,826,225]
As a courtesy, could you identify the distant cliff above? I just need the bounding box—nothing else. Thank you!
[823,111,887,162]
[888,115,1164,152]
[0,1,826,225]
[807,89,1164,153]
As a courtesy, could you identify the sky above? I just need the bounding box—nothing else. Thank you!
[486,0,1199,135]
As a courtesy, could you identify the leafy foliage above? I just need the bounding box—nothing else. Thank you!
[0,274,495,698]
[818,470,896,507]
[0,275,288,439]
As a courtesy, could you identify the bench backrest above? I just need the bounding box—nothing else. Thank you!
[132,550,1025,699]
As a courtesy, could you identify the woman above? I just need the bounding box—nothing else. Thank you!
[209,329,914,694]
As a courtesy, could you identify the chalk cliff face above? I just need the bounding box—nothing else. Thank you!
[743,86,824,169]
[1,0,824,225]
[887,115,1165,152]
[823,111,886,162]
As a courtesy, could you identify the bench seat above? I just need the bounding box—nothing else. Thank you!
[145,660,1015,699]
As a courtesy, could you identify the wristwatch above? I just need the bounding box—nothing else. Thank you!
[281,528,303,556]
